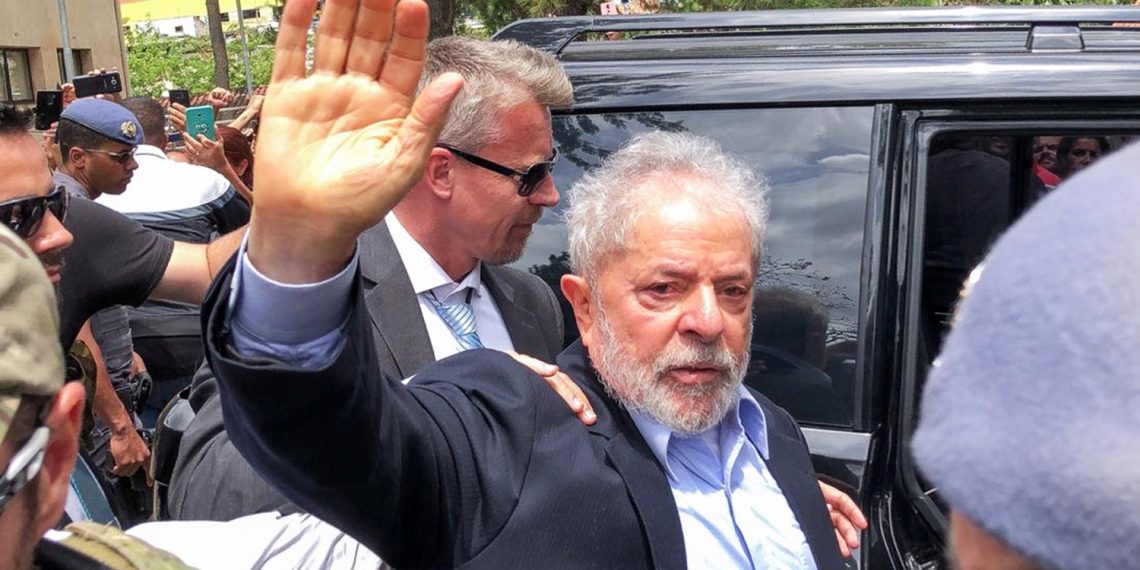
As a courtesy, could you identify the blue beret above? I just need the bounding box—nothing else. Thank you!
[60,98,143,146]
[912,141,1140,569]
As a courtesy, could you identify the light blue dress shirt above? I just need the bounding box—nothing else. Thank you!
[227,243,818,568]
[227,241,357,368]
[629,393,818,570]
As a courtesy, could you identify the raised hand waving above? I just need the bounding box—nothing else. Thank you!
[248,0,463,283]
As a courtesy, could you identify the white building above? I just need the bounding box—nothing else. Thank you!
[131,15,207,37]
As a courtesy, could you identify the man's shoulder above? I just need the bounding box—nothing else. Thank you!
[484,264,553,298]
[66,197,144,234]
[38,522,193,570]
[165,161,233,199]
[411,348,545,403]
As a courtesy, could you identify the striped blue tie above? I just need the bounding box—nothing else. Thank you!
[426,290,483,351]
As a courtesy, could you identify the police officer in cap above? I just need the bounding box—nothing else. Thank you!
[52,98,143,201]
[48,98,153,519]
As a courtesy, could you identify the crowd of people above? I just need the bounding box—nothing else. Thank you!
[0,0,1137,569]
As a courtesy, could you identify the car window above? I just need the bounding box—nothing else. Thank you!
[920,132,1133,356]
[913,130,1133,519]
[515,107,874,427]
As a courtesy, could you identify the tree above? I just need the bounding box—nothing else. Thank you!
[126,26,276,97]
[429,0,457,38]
[205,0,230,89]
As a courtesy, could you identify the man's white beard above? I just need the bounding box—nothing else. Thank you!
[592,308,751,436]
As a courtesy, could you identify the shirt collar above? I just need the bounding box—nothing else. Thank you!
[385,213,484,303]
[135,144,166,160]
[52,170,90,200]
[629,385,770,480]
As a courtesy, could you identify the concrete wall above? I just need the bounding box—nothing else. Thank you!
[0,0,127,101]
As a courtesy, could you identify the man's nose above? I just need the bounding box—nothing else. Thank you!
[528,175,559,208]
[31,211,74,254]
[677,286,725,342]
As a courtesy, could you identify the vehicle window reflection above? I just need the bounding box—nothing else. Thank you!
[519,107,874,427]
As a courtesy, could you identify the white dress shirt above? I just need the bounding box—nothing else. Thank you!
[385,213,514,360]
[96,145,235,215]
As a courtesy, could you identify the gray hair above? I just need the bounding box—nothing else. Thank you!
[566,131,770,282]
[419,36,573,151]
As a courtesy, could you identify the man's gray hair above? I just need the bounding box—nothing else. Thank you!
[419,36,573,151]
[566,131,770,281]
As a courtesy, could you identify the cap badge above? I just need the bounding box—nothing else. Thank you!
[120,121,137,139]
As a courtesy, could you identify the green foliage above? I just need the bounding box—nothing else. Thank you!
[125,26,276,98]
[461,0,1136,35]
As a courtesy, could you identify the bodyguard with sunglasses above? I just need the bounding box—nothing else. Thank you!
[168,35,576,523]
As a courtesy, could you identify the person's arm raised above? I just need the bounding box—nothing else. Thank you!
[246,0,463,286]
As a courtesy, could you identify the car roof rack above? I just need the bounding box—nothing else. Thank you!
[495,7,1140,55]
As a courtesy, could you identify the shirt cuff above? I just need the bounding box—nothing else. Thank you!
[228,239,359,346]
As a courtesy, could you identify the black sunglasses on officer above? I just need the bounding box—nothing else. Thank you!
[0,186,69,239]
[436,143,557,197]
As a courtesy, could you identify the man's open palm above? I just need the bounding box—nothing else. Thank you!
[250,0,463,283]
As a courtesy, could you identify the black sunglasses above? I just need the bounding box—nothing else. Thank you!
[0,186,69,239]
[437,143,556,197]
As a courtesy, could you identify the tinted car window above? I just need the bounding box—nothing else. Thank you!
[920,132,1132,356]
[514,107,874,427]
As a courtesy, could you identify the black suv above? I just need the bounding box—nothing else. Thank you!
[496,7,1140,569]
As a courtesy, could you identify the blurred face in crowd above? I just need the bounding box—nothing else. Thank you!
[0,133,74,283]
[1064,138,1103,175]
[69,140,138,196]
[1032,136,1062,173]
[950,511,1041,570]
[444,99,559,266]
[985,136,1011,158]
[567,181,755,435]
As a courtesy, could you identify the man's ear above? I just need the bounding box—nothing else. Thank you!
[424,147,454,200]
[66,146,86,168]
[562,274,599,349]
[236,158,250,177]
[33,382,84,537]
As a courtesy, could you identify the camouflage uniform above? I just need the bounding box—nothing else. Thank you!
[0,227,190,569]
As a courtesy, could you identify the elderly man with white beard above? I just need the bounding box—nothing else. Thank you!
[207,128,843,569]
[201,1,844,567]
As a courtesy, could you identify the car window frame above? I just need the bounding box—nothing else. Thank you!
[897,111,1140,538]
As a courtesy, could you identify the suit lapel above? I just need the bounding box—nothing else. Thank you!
[765,430,845,570]
[483,268,546,358]
[559,343,687,570]
[603,434,688,570]
[358,222,435,378]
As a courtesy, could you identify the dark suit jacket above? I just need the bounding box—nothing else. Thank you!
[203,261,846,569]
[168,222,563,520]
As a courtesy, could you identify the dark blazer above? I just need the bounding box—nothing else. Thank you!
[203,262,846,569]
[168,222,563,520]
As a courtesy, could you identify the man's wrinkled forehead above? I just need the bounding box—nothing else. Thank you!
[0,133,54,202]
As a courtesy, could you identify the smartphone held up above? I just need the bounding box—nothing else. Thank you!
[34,91,63,131]
[185,105,217,141]
[72,72,123,99]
